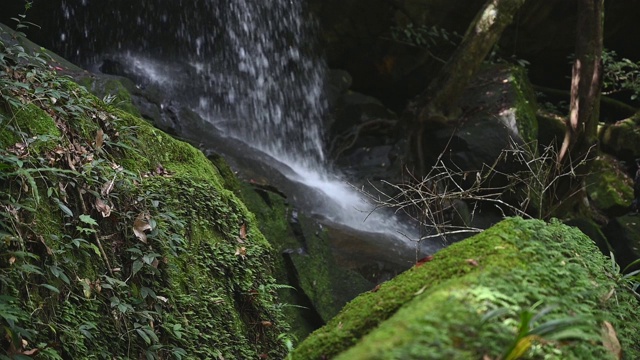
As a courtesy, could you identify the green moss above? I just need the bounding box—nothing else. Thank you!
[586,154,634,213]
[0,103,61,150]
[294,218,640,359]
[77,76,141,117]
[599,118,640,159]
[238,182,373,341]
[509,65,539,144]
[293,221,519,359]
[112,108,225,187]
[238,183,328,340]
[0,63,290,358]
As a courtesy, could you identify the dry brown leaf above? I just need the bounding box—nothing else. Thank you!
[95,129,104,150]
[465,259,479,267]
[39,235,53,256]
[95,198,112,218]
[93,279,102,294]
[240,223,247,240]
[22,348,39,356]
[101,176,115,196]
[133,212,152,243]
[602,321,622,359]
[235,247,247,259]
[66,152,76,171]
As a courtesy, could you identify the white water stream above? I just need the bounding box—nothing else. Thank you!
[60,0,427,247]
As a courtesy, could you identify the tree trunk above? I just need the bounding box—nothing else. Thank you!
[406,0,526,174]
[547,0,603,218]
[558,0,603,165]
[414,0,526,123]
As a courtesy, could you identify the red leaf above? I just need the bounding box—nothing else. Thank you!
[416,255,434,267]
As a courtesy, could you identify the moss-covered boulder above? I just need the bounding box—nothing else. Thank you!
[0,28,290,358]
[585,154,634,216]
[293,218,640,359]
[599,114,640,163]
[426,65,538,178]
[235,181,374,339]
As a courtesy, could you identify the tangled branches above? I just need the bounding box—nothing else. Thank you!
[361,138,593,246]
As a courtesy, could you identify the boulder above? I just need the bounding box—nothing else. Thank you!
[293,218,640,359]
[603,215,640,272]
[0,25,291,358]
[599,115,640,163]
[236,179,417,332]
[585,154,634,217]
[423,64,538,189]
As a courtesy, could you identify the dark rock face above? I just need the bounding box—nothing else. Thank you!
[603,215,640,272]
[305,0,640,112]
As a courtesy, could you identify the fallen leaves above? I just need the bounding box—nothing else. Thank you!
[235,246,247,260]
[601,321,622,359]
[415,255,434,267]
[142,163,173,178]
[237,223,247,244]
[465,258,479,267]
[95,129,104,150]
[95,198,112,218]
[133,212,152,243]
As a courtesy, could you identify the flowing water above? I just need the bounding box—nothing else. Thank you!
[51,0,433,249]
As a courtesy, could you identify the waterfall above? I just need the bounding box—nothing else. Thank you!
[208,0,327,169]
[52,0,429,247]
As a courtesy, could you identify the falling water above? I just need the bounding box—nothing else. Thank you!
[51,0,427,246]
[207,0,327,169]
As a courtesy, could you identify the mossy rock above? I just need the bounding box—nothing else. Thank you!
[238,182,373,340]
[0,42,290,357]
[293,218,640,359]
[586,154,634,216]
[603,214,640,272]
[599,115,640,162]
[76,74,142,118]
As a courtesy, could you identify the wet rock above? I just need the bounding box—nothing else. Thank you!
[599,116,640,163]
[424,65,538,189]
[238,183,401,332]
[585,154,634,217]
[603,214,640,272]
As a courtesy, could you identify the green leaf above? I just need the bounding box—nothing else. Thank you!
[53,198,73,217]
[71,238,88,248]
[172,324,183,339]
[141,286,156,300]
[79,214,98,226]
[132,260,144,276]
[117,303,129,314]
[49,265,70,285]
[89,243,101,256]
[136,328,151,345]
[126,247,143,256]
[143,253,159,265]
[19,264,44,275]
[40,284,60,294]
